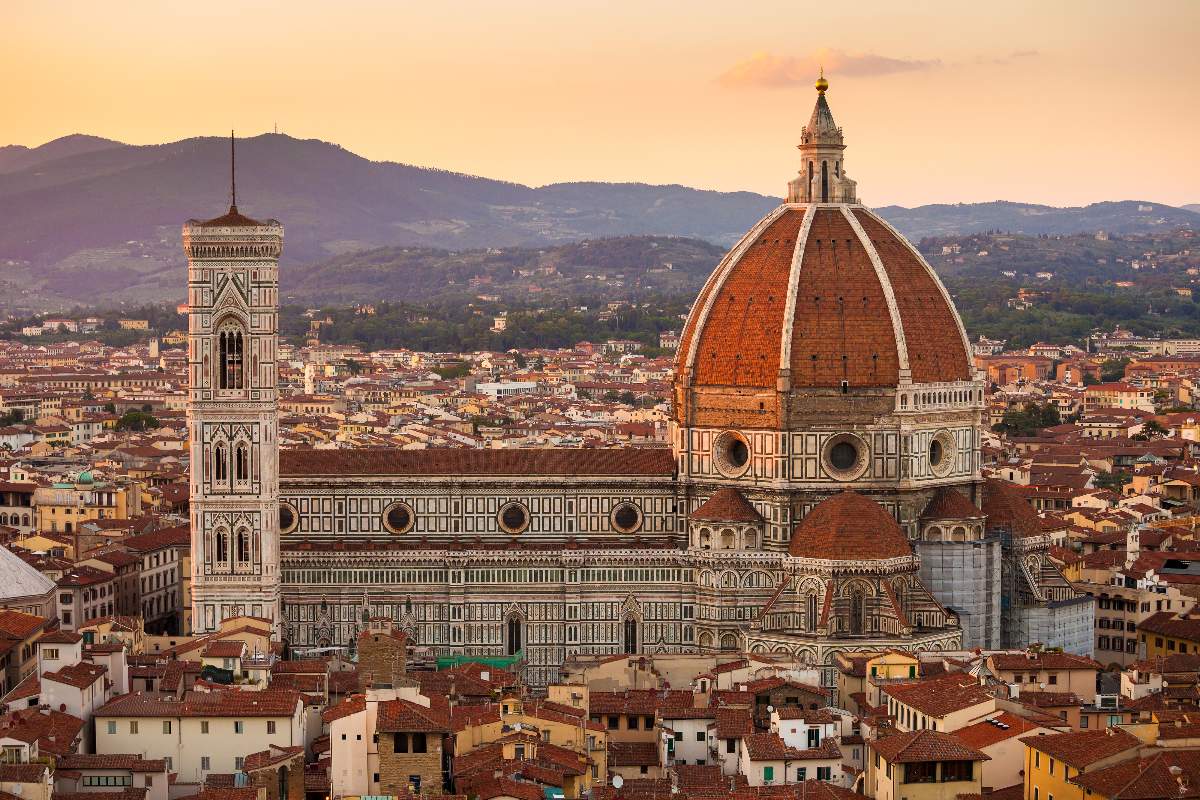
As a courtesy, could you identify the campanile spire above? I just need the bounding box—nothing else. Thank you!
[229,130,237,212]
[787,74,858,204]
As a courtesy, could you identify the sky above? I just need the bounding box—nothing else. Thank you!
[3,0,1199,207]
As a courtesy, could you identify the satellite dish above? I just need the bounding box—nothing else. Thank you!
[612,776,624,789]
[767,705,774,713]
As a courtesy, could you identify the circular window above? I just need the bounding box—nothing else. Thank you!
[498,501,530,534]
[382,501,415,534]
[712,430,751,477]
[279,502,298,535]
[611,502,643,534]
[821,433,869,481]
[929,431,956,478]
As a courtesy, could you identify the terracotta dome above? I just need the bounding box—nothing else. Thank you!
[789,490,913,560]
[675,205,970,393]
[673,80,972,430]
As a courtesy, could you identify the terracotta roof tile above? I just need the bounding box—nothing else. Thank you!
[882,673,994,719]
[280,447,675,477]
[609,741,659,767]
[982,479,1044,539]
[920,488,983,521]
[1071,749,1200,798]
[870,729,989,764]
[952,712,1045,750]
[1018,727,1141,770]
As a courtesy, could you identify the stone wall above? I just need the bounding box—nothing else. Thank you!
[378,731,443,795]
[358,631,407,688]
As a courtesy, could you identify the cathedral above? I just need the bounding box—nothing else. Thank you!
[186,78,1094,688]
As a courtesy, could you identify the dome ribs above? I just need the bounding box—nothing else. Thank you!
[691,210,805,387]
[853,210,970,384]
[789,209,899,388]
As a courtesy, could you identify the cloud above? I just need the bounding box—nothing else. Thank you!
[717,49,940,89]
[975,49,1041,65]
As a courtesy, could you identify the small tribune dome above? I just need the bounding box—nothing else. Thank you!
[789,491,912,560]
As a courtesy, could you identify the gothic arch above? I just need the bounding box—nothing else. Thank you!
[742,571,773,588]
[235,526,252,565]
[838,577,876,598]
[213,312,249,391]
[213,526,230,564]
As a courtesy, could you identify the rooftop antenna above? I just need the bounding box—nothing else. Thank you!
[230,129,237,211]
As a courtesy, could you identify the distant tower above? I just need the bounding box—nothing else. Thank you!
[184,133,283,634]
[148,338,160,359]
[787,71,858,204]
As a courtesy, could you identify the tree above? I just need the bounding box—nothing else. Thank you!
[992,402,1060,437]
[1094,471,1132,492]
[1100,357,1131,383]
[1132,419,1168,440]
[116,411,160,431]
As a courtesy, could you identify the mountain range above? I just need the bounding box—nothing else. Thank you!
[0,133,1197,309]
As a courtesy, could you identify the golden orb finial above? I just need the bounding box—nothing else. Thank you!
[815,66,829,94]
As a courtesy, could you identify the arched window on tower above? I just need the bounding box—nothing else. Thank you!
[624,618,638,655]
[821,160,829,202]
[807,161,814,198]
[236,528,251,563]
[217,322,245,390]
[506,617,522,656]
[214,528,229,564]
[213,444,228,483]
[235,443,249,482]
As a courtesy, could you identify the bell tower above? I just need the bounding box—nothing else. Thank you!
[184,134,283,633]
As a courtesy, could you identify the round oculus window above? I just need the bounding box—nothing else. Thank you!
[929,431,956,477]
[382,501,415,534]
[713,430,751,477]
[829,442,858,471]
[278,502,298,535]
[821,433,869,481]
[498,502,530,534]
[611,503,643,534]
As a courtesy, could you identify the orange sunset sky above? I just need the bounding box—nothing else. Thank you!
[3,0,1198,207]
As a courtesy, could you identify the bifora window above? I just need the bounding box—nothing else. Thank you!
[216,322,245,390]
[382,501,415,534]
[611,502,643,533]
[498,501,530,534]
